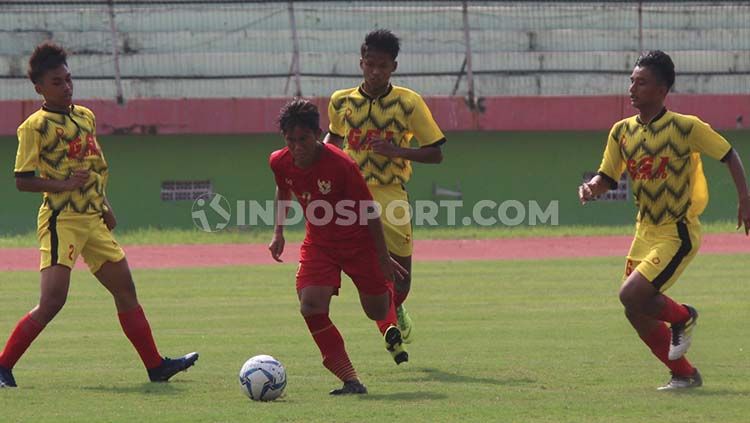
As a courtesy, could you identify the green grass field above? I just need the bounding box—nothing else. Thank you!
[1,255,749,422]
[0,220,742,248]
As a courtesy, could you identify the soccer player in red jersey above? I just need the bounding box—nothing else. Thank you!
[579,50,750,390]
[0,42,197,389]
[269,99,408,395]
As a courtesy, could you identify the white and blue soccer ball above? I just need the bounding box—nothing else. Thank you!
[239,354,287,401]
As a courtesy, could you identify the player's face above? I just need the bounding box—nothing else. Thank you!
[35,64,73,111]
[283,125,322,167]
[360,51,397,95]
[629,66,667,110]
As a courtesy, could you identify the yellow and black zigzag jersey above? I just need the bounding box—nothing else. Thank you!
[328,84,445,186]
[598,109,732,225]
[14,105,109,214]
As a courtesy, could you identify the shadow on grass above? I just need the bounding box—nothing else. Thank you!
[357,391,448,401]
[401,367,533,386]
[660,388,750,397]
[81,382,189,395]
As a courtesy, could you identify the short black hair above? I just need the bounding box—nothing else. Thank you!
[360,29,400,60]
[635,50,675,90]
[28,41,68,84]
[278,99,320,133]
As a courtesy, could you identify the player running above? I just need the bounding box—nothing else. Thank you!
[578,50,750,390]
[269,99,408,395]
[324,29,447,347]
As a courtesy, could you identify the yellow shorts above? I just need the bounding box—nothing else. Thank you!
[369,184,413,257]
[37,208,126,273]
[624,220,702,292]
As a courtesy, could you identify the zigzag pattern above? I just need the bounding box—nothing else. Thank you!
[366,173,408,185]
[344,114,370,130]
[369,114,406,132]
[640,137,690,158]
[378,96,414,116]
[651,117,692,137]
[357,156,408,172]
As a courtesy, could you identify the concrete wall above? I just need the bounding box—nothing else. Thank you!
[2,94,748,136]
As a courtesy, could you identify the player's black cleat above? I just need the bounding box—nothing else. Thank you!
[147,352,199,382]
[0,365,17,388]
[329,380,368,395]
[384,325,409,365]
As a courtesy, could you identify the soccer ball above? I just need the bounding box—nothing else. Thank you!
[239,355,287,401]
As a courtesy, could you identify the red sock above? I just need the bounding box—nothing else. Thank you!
[640,323,694,377]
[656,296,689,324]
[118,305,163,369]
[0,313,45,369]
[304,314,357,382]
[376,283,398,335]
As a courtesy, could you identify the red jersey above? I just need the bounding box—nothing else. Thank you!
[269,143,375,247]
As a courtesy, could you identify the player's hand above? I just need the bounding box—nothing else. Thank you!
[378,255,395,282]
[369,138,401,158]
[102,209,117,231]
[65,169,89,191]
[737,195,750,235]
[269,232,285,262]
[390,257,409,282]
[578,182,594,205]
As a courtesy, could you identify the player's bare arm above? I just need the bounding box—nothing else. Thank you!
[369,138,443,164]
[15,169,89,193]
[722,149,750,234]
[323,132,344,149]
[577,174,611,205]
[269,185,292,262]
[102,196,117,231]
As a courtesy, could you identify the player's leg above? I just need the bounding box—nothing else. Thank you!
[390,253,414,343]
[622,221,701,360]
[371,184,415,342]
[343,245,408,365]
[0,265,71,388]
[296,243,366,394]
[299,285,366,395]
[1,210,80,388]
[619,270,698,385]
[86,221,198,382]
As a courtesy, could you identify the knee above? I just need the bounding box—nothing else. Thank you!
[299,302,327,318]
[363,305,387,321]
[619,283,643,311]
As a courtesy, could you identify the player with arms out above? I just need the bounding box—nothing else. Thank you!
[0,42,198,389]
[578,50,750,390]
[268,99,408,395]
[324,29,446,348]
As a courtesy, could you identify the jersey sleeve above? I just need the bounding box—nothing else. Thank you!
[327,92,346,138]
[687,118,732,161]
[408,94,445,147]
[597,124,627,189]
[268,152,286,188]
[14,124,40,177]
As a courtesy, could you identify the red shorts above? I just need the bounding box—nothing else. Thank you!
[296,241,390,296]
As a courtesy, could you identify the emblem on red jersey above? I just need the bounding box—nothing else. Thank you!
[318,179,331,195]
[285,178,293,186]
